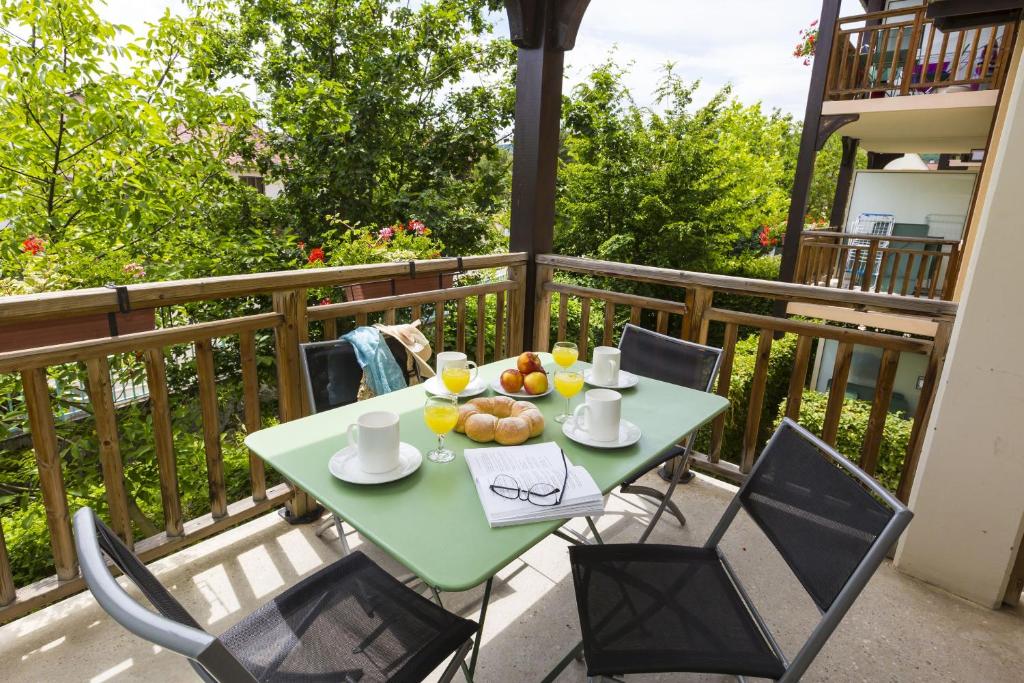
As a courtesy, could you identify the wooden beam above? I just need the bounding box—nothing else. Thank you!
[778,0,844,288]
[816,114,860,151]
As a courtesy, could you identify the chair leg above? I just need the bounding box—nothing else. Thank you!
[620,484,687,528]
[636,452,692,543]
[438,639,473,683]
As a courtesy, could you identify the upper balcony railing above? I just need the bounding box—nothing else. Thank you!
[826,6,1018,100]
[796,229,962,300]
[0,253,957,624]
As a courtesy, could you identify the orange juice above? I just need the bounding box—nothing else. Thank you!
[554,371,584,398]
[424,404,459,434]
[552,346,578,368]
[441,366,471,394]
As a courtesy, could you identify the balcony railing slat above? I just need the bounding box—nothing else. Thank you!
[603,301,614,346]
[494,292,505,361]
[434,297,445,354]
[456,298,467,354]
[475,295,487,365]
[21,368,77,581]
[85,356,133,548]
[144,348,184,535]
[708,322,738,463]
[195,339,227,519]
[740,330,774,473]
[557,291,568,342]
[860,348,901,476]
[785,335,814,421]
[822,342,854,446]
[0,522,15,607]
[239,331,266,503]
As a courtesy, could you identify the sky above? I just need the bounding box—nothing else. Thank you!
[96,0,867,118]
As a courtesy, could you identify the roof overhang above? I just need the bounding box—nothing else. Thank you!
[926,0,1024,31]
[822,90,998,153]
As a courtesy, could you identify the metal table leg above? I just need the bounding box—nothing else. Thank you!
[468,578,493,676]
[540,639,584,683]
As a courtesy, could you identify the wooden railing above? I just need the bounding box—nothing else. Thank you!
[795,230,962,300]
[535,253,955,499]
[0,253,527,623]
[827,6,1017,99]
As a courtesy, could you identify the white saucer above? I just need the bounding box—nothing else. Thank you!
[423,375,487,398]
[489,377,553,399]
[328,443,423,484]
[562,417,642,449]
[583,369,640,390]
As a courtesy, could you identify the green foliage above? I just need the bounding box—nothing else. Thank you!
[773,391,912,492]
[697,331,801,464]
[807,134,867,223]
[209,0,515,254]
[556,61,800,275]
[326,218,445,266]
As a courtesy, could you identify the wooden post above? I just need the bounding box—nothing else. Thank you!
[272,289,316,520]
[506,0,589,351]
[85,356,133,547]
[239,331,266,501]
[195,339,227,519]
[830,136,859,228]
[508,262,530,356]
[778,0,844,289]
[682,287,712,342]
[21,368,77,581]
[144,348,184,536]
[0,524,13,607]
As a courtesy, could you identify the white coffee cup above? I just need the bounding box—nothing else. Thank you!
[590,346,621,385]
[573,389,622,442]
[347,411,401,473]
[436,351,477,378]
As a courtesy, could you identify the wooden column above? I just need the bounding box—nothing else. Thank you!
[778,0,843,287]
[829,136,859,228]
[506,0,589,351]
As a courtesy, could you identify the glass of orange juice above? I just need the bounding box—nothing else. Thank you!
[552,341,578,369]
[441,359,477,396]
[424,394,459,463]
[553,369,584,423]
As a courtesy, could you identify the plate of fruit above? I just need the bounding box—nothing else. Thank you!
[490,352,552,398]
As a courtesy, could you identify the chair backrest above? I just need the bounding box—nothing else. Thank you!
[73,507,255,682]
[300,336,414,414]
[706,419,913,682]
[618,323,722,393]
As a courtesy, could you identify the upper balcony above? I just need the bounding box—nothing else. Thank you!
[821,4,1017,153]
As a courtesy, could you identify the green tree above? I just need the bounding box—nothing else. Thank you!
[556,62,800,274]
[0,0,263,289]
[209,0,515,255]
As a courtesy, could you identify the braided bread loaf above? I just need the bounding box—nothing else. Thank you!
[455,396,545,445]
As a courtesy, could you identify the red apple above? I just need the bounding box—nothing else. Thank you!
[523,371,549,395]
[517,351,543,375]
[500,368,524,393]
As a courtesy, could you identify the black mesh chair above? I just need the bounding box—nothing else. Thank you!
[567,419,913,682]
[73,507,476,683]
[299,336,420,551]
[617,323,722,540]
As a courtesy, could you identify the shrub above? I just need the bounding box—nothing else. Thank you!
[773,390,912,492]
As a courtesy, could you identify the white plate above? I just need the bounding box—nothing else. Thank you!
[562,417,642,449]
[489,377,553,399]
[583,369,640,390]
[423,375,487,398]
[328,442,423,484]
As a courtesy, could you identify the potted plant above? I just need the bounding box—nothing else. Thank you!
[0,236,155,353]
[315,218,449,301]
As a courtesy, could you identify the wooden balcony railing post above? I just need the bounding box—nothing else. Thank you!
[524,262,547,354]
[273,288,316,519]
[897,320,954,502]
[683,287,712,343]
[239,330,266,502]
[21,368,77,582]
[901,9,925,95]
[740,330,774,474]
[0,524,14,607]
[195,339,227,519]
[85,356,133,547]
[144,348,184,536]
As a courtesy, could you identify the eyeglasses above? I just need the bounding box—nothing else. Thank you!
[488,448,569,507]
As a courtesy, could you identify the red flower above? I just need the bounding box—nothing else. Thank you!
[308,247,325,263]
[319,297,332,305]
[758,225,779,248]
[407,219,428,235]
[20,235,45,255]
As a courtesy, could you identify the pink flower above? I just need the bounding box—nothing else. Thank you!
[407,219,428,235]
[123,262,146,278]
[378,226,395,241]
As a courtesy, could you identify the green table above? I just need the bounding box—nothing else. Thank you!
[246,354,728,591]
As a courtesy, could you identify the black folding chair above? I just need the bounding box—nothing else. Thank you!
[617,323,722,540]
[566,419,913,682]
[299,335,420,551]
[73,507,476,683]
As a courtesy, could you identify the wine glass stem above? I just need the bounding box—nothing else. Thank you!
[565,397,571,417]
[437,433,445,452]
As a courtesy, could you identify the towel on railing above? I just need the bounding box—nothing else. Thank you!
[341,326,407,396]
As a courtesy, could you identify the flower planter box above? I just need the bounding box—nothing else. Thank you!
[0,309,157,353]
[344,273,454,301]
